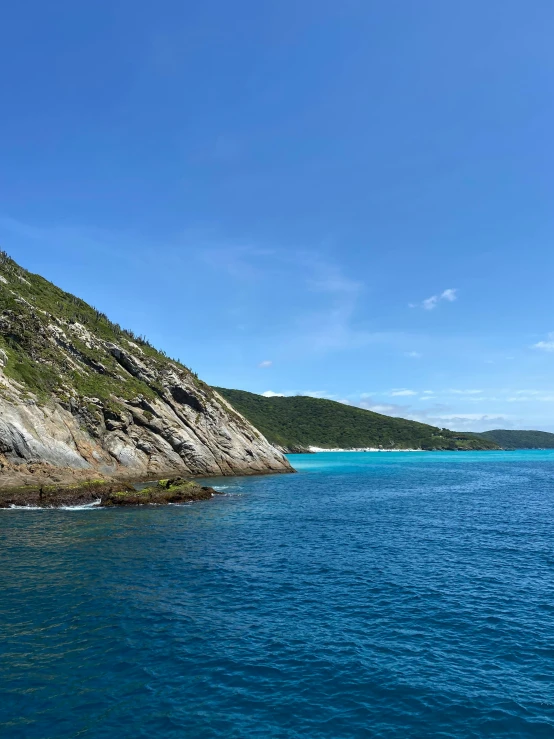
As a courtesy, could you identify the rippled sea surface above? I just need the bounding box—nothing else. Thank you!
[2,451,554,738]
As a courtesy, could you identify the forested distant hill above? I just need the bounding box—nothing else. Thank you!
[476,429,554,449]
[214,388,500,452]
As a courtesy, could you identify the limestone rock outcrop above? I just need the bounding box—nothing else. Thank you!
[0,253,293,484]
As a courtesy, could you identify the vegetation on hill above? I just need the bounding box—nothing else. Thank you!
[0,250,206,407]
[214,388,500,451]
[475,429,554,449]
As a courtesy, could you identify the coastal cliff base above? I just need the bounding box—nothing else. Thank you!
[0,477,222,508]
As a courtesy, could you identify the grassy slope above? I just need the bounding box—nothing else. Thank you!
[214,388,500,451]
[0,251,208,408]
[476,429,554,449]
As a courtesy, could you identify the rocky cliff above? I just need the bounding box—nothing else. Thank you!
[0,252,293,486]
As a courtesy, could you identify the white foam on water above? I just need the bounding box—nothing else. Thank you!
[59,499,103,510]
[6,499,103,511]
[6,505,44,510]
[212,485,243,493]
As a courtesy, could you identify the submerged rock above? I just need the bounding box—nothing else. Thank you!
[102,479,221,506]
[0,479,222,508]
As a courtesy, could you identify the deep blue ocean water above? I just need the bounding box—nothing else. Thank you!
[2,450,554,738]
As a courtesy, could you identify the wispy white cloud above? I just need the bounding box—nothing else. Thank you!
[433,413,510,424]
[365,403,403,415]
[532,333,554,352]
[441,289,457,302]
[307,264,362,298]
[338,388,539,431]
[262,390,284,397]
[507,395,554,402]
[405,351,422,358]
[258,360,272,368]
[201,242,276,281]
[363,388,554,403]
[412,288,458,311]
[422,296,439,310]
[287,256,376,355]
[372,403,513,431]
[417,412,515,432]
[201,242,383,356]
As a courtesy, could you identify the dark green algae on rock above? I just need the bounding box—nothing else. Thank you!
[102,478,220,506]
[0,477,220,508]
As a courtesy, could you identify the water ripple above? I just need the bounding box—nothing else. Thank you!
[1,451,554,737]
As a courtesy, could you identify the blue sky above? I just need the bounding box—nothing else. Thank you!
[1,1,554,431]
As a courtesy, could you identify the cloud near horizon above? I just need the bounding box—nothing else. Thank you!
[359,398,514,432]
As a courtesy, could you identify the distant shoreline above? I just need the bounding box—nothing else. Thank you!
[302,447,521,453]
[308,446,422,453]
[301,447,552,453]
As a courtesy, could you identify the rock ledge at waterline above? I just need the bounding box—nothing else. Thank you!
[0,478,223,509]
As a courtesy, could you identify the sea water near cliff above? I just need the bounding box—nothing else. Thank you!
[2,450,554,738]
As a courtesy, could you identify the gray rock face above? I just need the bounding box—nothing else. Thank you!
[0,344,292,479]
[0,258,293,482]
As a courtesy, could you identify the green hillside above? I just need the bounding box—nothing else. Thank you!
[214,388,500,451]
[476,429,554,449]
[0,250,207,405]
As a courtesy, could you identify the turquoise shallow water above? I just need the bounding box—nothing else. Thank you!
[2,450,554,738]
